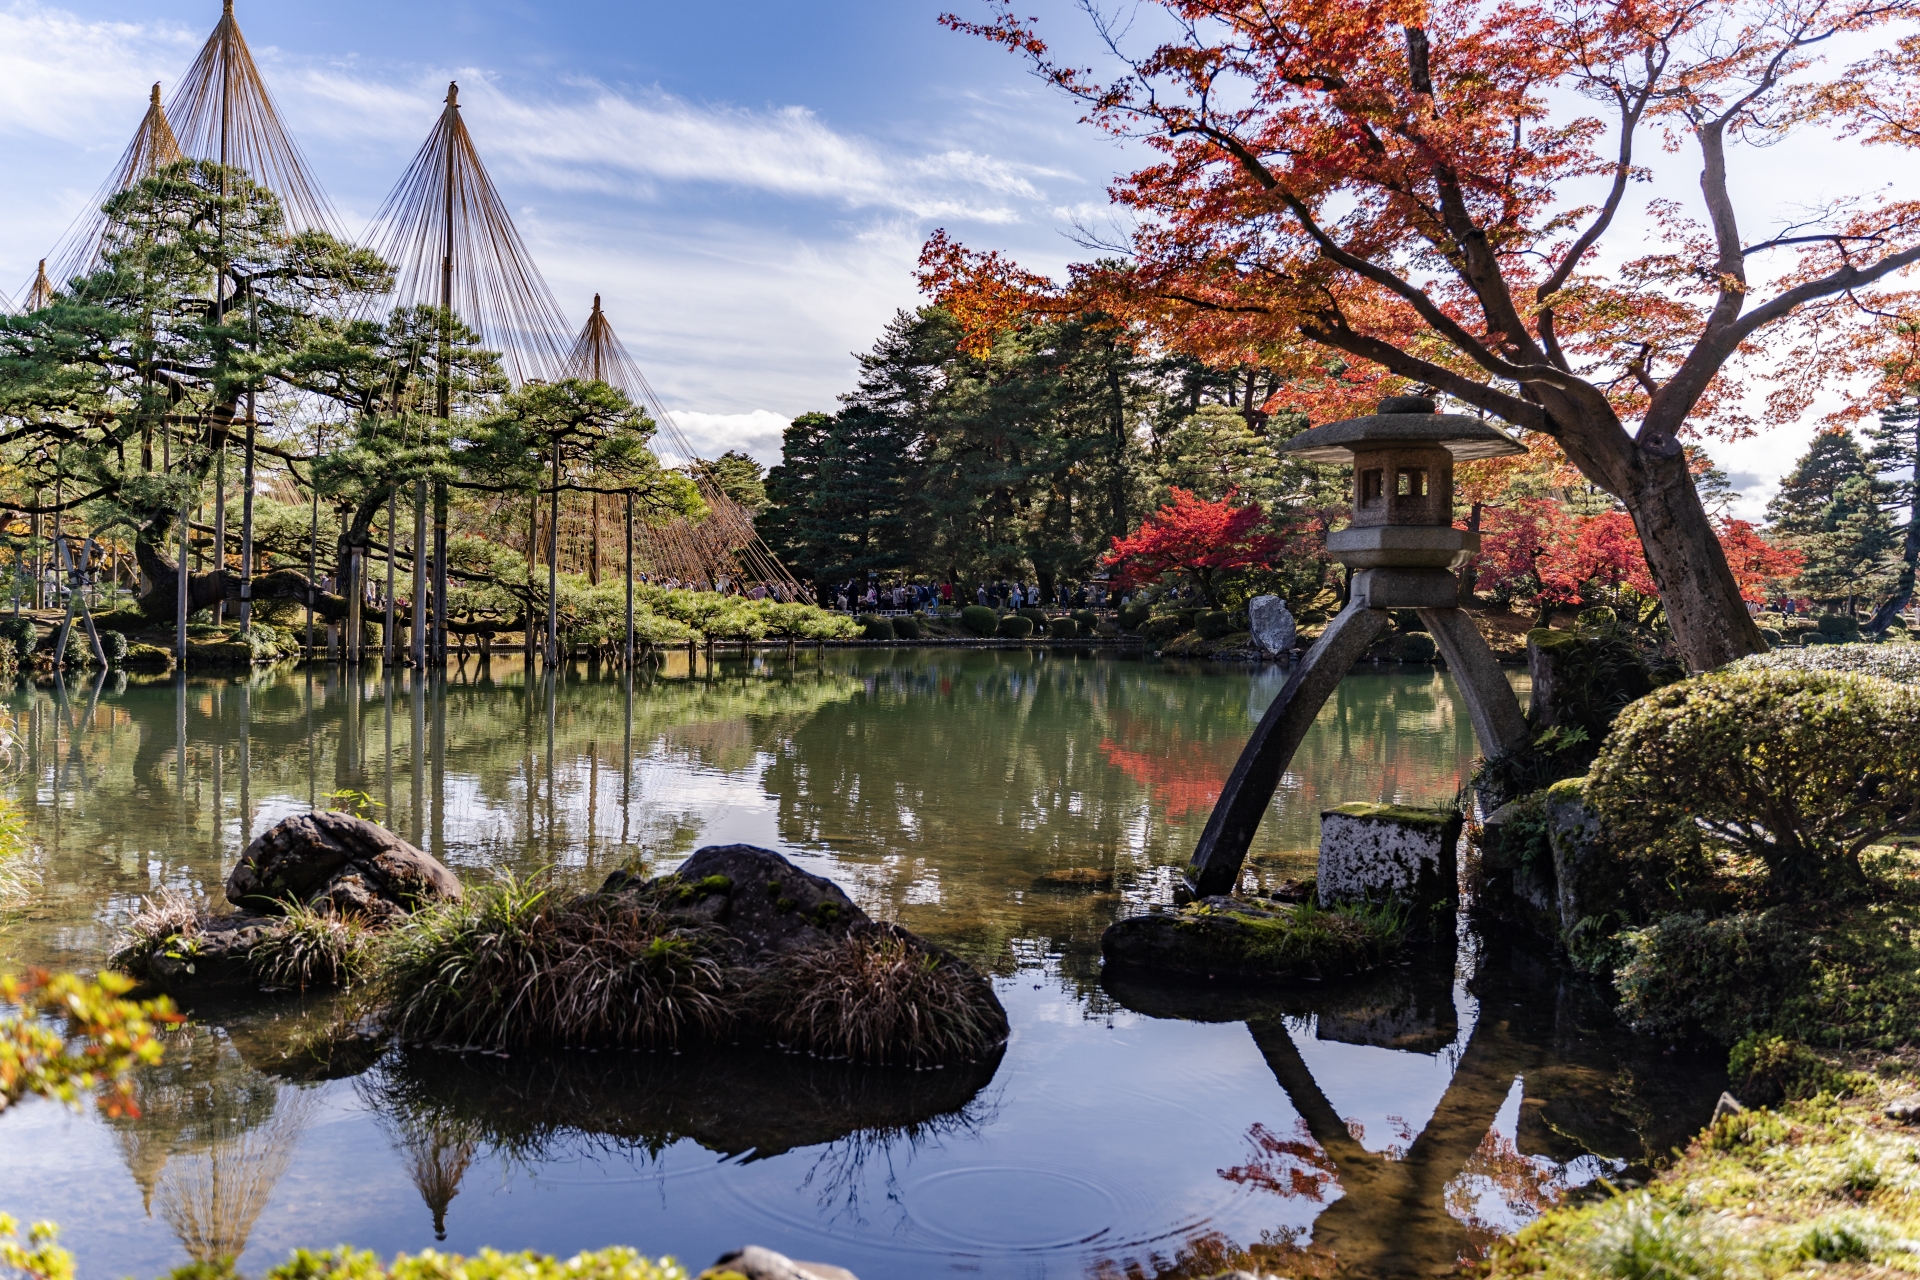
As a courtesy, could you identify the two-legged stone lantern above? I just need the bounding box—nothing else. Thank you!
[1185,396,1534,897]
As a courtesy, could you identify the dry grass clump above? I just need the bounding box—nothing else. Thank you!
[763,925,1009,1067]
[107,888,205,976]
[250,903,380,991]
[375,874,733,1051]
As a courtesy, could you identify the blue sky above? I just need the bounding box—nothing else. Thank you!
[0,0,1135,465]
[0,0,1885,516]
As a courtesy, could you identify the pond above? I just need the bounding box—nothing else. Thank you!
[0,650,1724,1279]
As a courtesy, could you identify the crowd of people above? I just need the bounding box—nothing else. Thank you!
[824,578,1114,614]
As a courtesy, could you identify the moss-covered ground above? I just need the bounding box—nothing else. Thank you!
[1484,1074,1920,1279]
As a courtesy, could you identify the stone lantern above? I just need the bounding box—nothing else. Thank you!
[1185,396,1533,897]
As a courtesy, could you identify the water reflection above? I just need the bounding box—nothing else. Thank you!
[0,649,1723,1280]
[110,1023,321,1268]
[1103,940,1724,1277]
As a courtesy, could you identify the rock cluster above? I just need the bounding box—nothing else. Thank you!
[601,843,863,955]
[121,811,462,993]
[228,810,463,920]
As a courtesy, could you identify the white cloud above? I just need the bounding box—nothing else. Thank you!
[284,67,1061,223]
[664,410,791,469]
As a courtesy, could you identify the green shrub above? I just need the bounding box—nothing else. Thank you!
[1728,1032,1849,1104]
[1117,604,1152,632]
[1071,609,1099,632]
[1730,643,1920,684]
[1588,669,1920,894]
[97,628,130,666]
[266,1245,688,1279]
[1614,910,1813,1042]
[890,614,922,641]
[1195,609,1236,640]
[1018,607,1049,633]
[856,614,894,641]
[1817,612,1861,639]
[1141,614,1184,643]
[0,638,14,676]
[1048,617,1080,639]
[1758,627,1783,648]
[0,617,36,659]
[959,604,998,637]
[1393,632,1438,662]
[58,626,93,670]
[996,613,1034,639]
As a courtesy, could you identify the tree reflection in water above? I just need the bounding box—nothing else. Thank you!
[109,1022,320,1268]
[1098,941,1724,1279]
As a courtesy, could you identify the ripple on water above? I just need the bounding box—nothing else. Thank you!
[904,1166,1121,1251]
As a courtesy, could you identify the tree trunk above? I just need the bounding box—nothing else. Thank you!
[1609,441,1761,669]
[1534,386,1763,670]
[1868,434,1920,633]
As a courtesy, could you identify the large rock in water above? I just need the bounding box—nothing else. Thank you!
[227,810,463,920]
[600,843,868,955]
[1248,594,1297,656]
[1317,802,1461,918]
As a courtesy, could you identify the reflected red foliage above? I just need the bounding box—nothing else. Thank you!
[1219,1118,1342,1203]
[1099,737,1229,818]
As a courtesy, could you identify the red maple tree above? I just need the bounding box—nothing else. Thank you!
[926,0,1920,670]
[1716,520,1805,603]
[1538,511,1660,604]
[1103,488,1281,605]
[1474,499,1573,601]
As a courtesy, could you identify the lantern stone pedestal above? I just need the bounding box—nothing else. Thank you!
[1184,397,1533,899]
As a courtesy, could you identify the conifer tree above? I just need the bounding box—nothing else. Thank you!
[1766,430,1897,611]
[1865,398,1920,631]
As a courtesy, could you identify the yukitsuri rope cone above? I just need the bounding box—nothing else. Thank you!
[568,296,809,598]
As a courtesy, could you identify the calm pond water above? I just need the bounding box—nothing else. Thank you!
[0,650,1723,1279]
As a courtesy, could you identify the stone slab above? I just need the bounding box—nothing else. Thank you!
[1317,803,1461,914]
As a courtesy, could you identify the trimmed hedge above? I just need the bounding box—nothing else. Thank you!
[959,605,998,637]
[856,614,894,640]
[891,615,922,640]
[1392,632,1438,662]
[1195,610,1236,640]
[996,614,1034,639]
[1589,668,1920,894]
[1048,617,1080,639]
[1071,609,1098,632]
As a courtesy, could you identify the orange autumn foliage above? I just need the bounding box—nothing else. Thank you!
[925,0,1920,668]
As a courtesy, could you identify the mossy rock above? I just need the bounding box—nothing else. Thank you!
[1101,895,1406,981]
[1326,801,1458,830]
[122,642,174,671]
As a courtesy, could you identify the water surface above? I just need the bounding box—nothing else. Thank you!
[0,651,1722,1278]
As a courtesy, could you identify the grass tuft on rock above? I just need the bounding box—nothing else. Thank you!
[374,873,734,1051]
[108,888,205,977]
[761,925,1009,1067]
[250,903,380,992]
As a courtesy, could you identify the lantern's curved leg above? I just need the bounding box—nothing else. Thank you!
[1416,608,1530,759]
[1186,601,1389,897]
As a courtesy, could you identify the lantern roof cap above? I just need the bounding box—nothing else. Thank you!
[1280,395,1528,463]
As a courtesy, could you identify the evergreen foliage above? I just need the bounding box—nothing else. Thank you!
[1766,429,1897,609]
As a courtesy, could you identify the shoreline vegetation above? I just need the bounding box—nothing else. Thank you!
[12,639,1920,1278]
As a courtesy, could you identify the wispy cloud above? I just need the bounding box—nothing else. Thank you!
[0,0,1088,462]
[290,69,1062,223]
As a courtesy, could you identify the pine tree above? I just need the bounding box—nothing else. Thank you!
[761,410,914,587]
[1864,398,1920,630]
[1766,429,1898,611]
